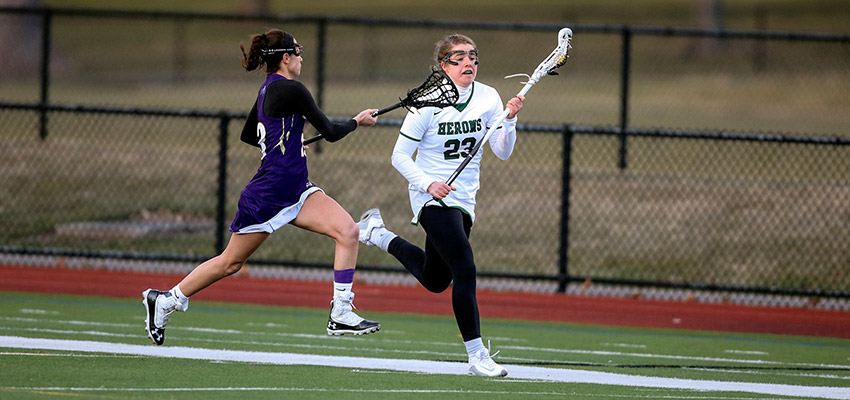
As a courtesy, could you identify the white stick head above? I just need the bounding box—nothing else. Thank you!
[530,27,573,83]
[558,28,573,44]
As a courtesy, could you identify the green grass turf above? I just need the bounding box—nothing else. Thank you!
[1,291,848,399]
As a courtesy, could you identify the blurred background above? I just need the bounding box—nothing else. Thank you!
[1,0,848,307]
[6,0,850,31]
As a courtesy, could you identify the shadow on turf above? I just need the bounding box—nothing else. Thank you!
[437,359,850,371]
[521,363,850,371]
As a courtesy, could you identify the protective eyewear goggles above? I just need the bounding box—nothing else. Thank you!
[262,43,304,57]
[442,49,479,65]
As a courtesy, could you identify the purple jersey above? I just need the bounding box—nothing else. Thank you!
[230,74,312,232]
[231,74,358,233]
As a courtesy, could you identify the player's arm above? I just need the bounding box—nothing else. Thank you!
[391,136,435,193]
[240,98,261,148]
[392,111,454,199]
[392,138,454,200]
[488,93,522,160]
[264,80,356,143]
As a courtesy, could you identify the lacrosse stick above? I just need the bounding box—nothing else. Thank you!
[303,67,459,145]
[443,27,573,186]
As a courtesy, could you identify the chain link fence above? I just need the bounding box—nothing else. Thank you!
[2,7,849,301]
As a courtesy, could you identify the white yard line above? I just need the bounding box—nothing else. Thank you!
[3,319,849,372]
[6,316,849,370]
[501,344,850,370]
[1,336,849,400]
[725,350,769,355]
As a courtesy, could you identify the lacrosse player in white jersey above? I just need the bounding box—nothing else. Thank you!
[358,33,523,377]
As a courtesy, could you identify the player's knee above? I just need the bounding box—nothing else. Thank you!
[223,261,243,277]
[423,278,452,293]
[337,220,359,248]
[220,256,246,277]
[452,264,477,285]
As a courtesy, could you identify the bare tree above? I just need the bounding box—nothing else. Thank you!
[688,0,724,58]
[0,0,42,77]
[238,0,269,15]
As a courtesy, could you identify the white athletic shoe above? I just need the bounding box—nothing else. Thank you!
[357,208,386,247]
[142,288,188,345]
[327,291,380,336]
[468,342,508,377]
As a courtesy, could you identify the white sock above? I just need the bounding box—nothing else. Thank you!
[464,337,484,361]
[333,282,352,297]
[376,229,397,252]
[170,285,189,311]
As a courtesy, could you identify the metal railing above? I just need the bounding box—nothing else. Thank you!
[2,7,849,299]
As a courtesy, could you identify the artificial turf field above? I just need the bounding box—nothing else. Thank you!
[1,288,849,400]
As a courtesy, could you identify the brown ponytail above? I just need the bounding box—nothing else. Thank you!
[240,29,287,73]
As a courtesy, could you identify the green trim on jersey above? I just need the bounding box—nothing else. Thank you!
[452,82,475,112]
[398,131,421,142]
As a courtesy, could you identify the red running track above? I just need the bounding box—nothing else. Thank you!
[1,265,848,339]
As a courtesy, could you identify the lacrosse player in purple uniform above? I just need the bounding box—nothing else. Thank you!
[143,29,381,345]
[358,34,524,377]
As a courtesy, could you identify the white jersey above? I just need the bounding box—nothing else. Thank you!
[393,81,517,224]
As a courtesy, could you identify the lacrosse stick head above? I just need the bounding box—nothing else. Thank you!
[400,66,460,111]
[530,27,573,83]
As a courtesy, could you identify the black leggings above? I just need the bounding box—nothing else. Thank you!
[387,206,480,341]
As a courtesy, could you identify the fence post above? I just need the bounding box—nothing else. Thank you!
[557,124,574,293]
[314,17,327,154]
[617,27,631,170]
[753,6,768,72]
[215,113,230,254]
[39,9,51,141]
[316,17,327,109]
[173,17,187,83]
